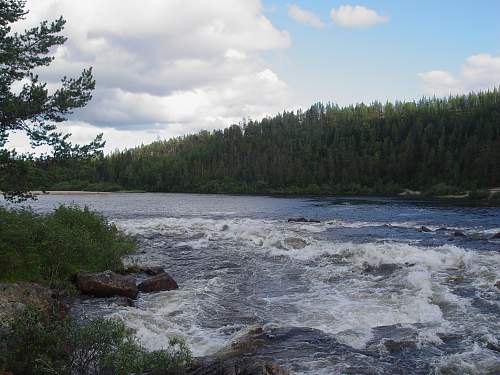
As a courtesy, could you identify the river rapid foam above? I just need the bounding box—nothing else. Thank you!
[13,194,500,374]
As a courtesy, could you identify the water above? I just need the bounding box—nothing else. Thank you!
[9,193,500,374]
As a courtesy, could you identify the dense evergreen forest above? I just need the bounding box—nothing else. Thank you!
[13,89,500,196]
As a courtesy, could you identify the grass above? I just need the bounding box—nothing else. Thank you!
[0,205,136,288]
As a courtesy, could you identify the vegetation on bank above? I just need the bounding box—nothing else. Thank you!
[19,89,500,198]
[0,306,191,375]
[0,206,135,288]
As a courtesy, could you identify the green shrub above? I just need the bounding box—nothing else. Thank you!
[468,189,490,200]
[0,307,192,375]
[424,183,463,197]
[0,206,136,287]
[50,180,90,191]
[84,182,123,192]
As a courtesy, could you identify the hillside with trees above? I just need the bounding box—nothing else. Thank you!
[22,89,500,196]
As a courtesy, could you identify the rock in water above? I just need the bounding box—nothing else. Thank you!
[75,271,138,299]
[188,358,289,375]
[138,272,178,293]
[454,231,466,237]
[284,237,307,250]
[287,217,320,223]
[384,339,417,353]
[495,281,500,289]
[144,266,166,276]
[418,226,432,232]
[491,232,500,240]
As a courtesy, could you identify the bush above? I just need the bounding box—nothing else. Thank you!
[0,307,192,375]
[424,183,463,197]
[49,180,124,192]
[468,189,490,200]
[0,206,136,287]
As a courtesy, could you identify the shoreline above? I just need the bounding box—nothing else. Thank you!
[26,189,500,206]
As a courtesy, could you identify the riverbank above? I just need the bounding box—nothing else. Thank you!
[26,185,500,205]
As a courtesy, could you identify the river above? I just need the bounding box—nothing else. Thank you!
[11,193,500,374]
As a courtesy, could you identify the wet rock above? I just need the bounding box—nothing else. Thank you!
[383,339,417,353]
[418,226,432,233]
[453,231,466,237]
[188,358,289,375]
[363,263,401,275]
[138,272,178,293]
[283,237,307,250]
[287,217,320,223]
[491,232,500,240]
[189,325,289,375]
[144,266,166,276]
[75,271,138,299]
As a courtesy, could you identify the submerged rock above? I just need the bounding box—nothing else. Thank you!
[287,217,320,223]
[383,339,417,353]
[75,271,138,299]
[363,263,401,275]
[138,272,178,293]
[283,237,307,250]
[418,226,432,233]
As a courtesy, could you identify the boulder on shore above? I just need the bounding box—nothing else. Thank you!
[138,272,178,293]
[75,271,138,299]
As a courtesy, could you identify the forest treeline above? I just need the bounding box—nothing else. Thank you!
[16,89,500,195]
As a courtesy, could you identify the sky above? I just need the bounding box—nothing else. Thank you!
[7,0,500,153]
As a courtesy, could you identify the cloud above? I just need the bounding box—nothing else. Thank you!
[330,5,388,28]
[9,0,292,151]
[288,4,325,28]
[419,54,500,96]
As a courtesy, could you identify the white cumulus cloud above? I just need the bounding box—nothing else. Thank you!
[330,5,388,28]
[419,54,500,96]
[8,0,292,151]
[288,4,325,28]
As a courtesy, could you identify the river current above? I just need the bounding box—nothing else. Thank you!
[12,193,500,374]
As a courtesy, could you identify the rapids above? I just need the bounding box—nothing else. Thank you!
[12,193,500,374]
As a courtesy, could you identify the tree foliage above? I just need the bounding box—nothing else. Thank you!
[51,89,500,195]
[0,0,103,201]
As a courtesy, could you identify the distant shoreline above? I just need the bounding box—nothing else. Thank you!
[25,188,500,205]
